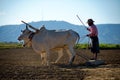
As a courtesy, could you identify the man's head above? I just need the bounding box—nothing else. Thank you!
[87,19,94,26]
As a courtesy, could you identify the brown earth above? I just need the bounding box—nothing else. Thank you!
[0,48,120,80]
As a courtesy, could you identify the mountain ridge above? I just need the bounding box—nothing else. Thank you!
[0,20,120,44]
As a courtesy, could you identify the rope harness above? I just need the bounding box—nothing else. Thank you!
[23,32,35,47]
[76,36,91,61]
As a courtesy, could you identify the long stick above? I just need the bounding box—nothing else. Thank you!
[76,15,87,29]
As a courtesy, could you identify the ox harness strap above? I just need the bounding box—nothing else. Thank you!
[28,32,35,41]
[23,32,35,47]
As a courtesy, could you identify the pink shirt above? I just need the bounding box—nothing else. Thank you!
[87,24,98,37]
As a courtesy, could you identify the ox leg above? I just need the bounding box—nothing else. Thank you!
[45,50,50,66]
[66,47,76,65]
[41,52,46,66]
[55,48,63,63]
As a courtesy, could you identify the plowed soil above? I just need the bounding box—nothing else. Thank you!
[0,48,120,80]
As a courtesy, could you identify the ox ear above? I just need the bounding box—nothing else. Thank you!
[21,30,23,32]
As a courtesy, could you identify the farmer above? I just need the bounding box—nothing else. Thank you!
[86,19,100,60]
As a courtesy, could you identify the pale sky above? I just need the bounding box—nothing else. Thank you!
[0,0,120,26]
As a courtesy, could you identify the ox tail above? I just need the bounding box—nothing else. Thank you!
[69,30,80,46]
[75,32,80,45]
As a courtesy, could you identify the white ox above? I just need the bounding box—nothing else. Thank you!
[18,25,80,66]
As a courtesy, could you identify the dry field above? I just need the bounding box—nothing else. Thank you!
[0,48,120,80]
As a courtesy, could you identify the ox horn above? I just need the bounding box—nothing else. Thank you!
[26,25,28,30]
[21,20,39,31]
[28,25,39,31]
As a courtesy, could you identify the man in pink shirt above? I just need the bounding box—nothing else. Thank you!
[86,19,100,60]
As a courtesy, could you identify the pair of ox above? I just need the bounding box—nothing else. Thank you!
[18,25,80,66]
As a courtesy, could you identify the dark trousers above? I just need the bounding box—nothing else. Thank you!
[90,36,100,53]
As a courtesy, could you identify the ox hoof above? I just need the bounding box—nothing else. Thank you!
[51,62,56,65]
[68,62,73,66]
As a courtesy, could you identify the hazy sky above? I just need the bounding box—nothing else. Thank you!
[0,0,120,26]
